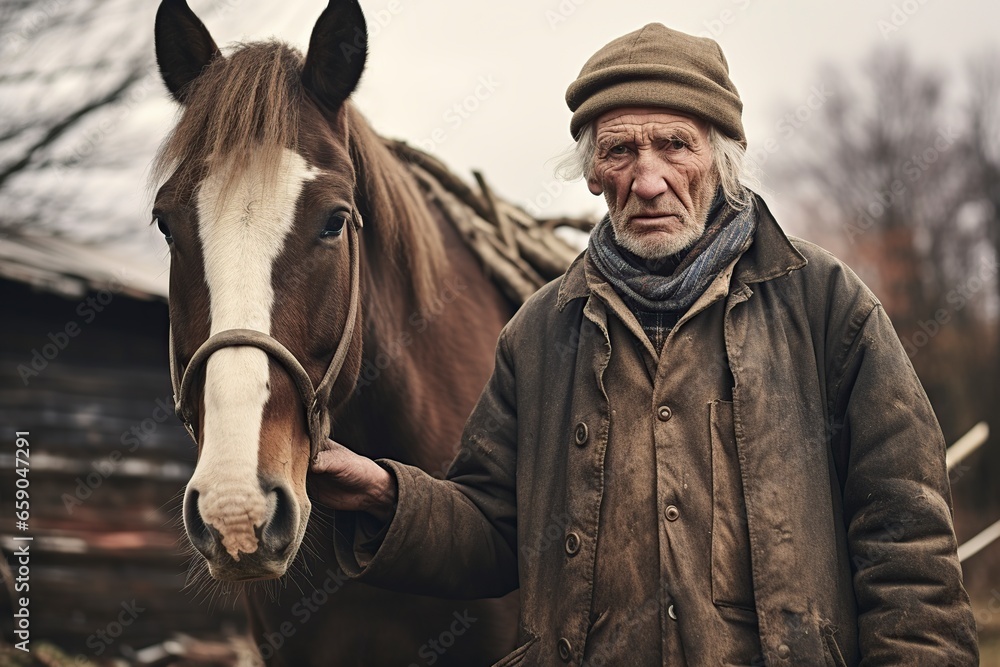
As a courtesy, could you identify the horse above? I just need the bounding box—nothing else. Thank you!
[150,0,521,663]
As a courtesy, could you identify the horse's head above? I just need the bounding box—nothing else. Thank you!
[152,0,370,580]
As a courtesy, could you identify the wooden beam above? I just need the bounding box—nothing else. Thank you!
[946,421,989,471]
[959,518,1000,563]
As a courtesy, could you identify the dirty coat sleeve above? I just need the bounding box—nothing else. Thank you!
[835,303,978,666]
[331,330,520,599]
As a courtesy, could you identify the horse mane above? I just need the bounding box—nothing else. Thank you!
[151,41,447,312]
[151,42,302,200]
[343,104,447,315]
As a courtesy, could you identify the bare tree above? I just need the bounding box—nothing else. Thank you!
[964,51,1000,338]
[0,0,151,239]
[770,46,999,511]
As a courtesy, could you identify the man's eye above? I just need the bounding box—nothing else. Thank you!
[608,145,629,155]
[668,139,688,150]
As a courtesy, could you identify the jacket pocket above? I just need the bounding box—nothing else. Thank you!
[490,633,539,667]
[710,399,756,611]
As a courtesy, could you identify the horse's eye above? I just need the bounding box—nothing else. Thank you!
[153,214,172,243]
[321,211,349,238]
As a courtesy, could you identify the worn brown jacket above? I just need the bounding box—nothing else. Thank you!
[335,198,979,666]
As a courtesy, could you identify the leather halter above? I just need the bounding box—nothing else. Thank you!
[167,214,362,462]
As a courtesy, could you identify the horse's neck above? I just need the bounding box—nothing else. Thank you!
[336,267,462,472]
[333,127,513,472]
[338,228,512,475]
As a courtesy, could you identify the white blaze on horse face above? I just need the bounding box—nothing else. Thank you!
[189,148,317,561]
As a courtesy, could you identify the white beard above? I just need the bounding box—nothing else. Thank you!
[609,213,706,260]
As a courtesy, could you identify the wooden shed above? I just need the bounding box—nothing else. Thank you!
[0,233,248,662]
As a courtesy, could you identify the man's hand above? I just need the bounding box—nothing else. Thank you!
[308,439,398,522]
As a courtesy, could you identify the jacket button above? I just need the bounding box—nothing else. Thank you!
[574,422,588,445]
[557,637,572,661]
[664,505,680,521]
[668,603,677,620]
[657,405,672,421]
[564,532,581,556]
[777,643,790,659]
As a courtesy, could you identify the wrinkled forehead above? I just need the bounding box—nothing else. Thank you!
[595,106,710,137]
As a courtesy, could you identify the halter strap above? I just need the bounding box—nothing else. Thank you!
[167,214,362,462]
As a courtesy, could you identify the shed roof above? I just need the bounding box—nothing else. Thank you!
[0,232,168,301]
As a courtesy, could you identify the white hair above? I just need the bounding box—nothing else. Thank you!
[554,123,598,183]
[709,126,757,210]
[554,121,759,211]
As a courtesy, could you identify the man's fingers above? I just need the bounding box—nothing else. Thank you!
[310,439,351,471]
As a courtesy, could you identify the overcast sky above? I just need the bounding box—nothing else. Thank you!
[2,0,997,280]
[151,0,1000,226]
[317,0,999,221]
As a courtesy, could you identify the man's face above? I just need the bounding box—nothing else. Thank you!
[587,107,719,260]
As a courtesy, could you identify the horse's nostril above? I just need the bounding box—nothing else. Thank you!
[261,483,297,554]
[183,488,217,558]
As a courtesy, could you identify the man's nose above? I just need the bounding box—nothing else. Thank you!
[631,154,671,200]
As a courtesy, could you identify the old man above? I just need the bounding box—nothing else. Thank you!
[310,23,979,666]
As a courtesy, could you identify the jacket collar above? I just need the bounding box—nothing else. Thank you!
[556,193,807,311]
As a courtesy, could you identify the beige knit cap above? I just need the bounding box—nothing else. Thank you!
[565,23,745,144]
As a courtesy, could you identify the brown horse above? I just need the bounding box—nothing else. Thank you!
[151,0,519,663]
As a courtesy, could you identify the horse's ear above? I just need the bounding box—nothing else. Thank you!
[301,0,368,114]
[154,0,221,104]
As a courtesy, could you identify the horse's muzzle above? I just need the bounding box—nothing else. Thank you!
[183,476,303,580]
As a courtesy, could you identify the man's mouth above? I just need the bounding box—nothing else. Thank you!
[628,214,680,231]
